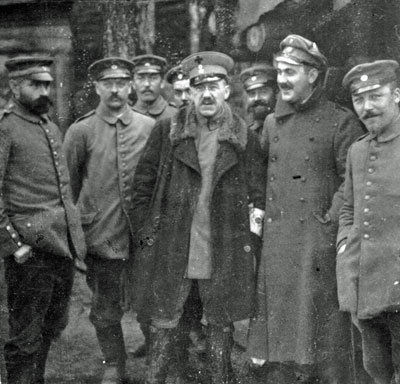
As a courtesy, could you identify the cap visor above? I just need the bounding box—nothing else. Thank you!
[29,72,54,82]
[274,56,302,66]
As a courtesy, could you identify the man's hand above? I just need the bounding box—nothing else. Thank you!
[13,244,32,264]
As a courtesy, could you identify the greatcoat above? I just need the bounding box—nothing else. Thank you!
[337,116,400,319]
[247,89,364,367]
[130,104,266,324]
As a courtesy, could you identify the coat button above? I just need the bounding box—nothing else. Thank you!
[299,218,305,223]
[266,218,272,223]
[366,181,372,186]
[6,225,10,231]
[364,234,370,239]
[301,177,307,183]
[11,233,16,238]
[244,245,251,253]
[27,223,32,228]
[147,238,154,246]
[367,168,374,173]
[273,136,279,142]
[300,197,305,202]
[364,208,370,213]
[304,156,310,161]
[270,176,275,181]
[370,155,377,161]
[271,155,277,162]
[363,221,369,226]
[365,195,370,200]
[268,197,273,201]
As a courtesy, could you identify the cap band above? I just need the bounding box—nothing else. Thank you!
[8,66,52,79]
[274,47,320,68]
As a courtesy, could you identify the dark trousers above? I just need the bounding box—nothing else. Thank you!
[358,312,400,384]
[86,255,127,364]
[4,252,74,384]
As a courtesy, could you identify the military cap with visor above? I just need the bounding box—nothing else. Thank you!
[88,57,134,81]
[342,59,399,95]
[5,56,54,82]
[274,34,327,70]
[132,54,167,75]
[166,65,188,84]
[239,64,277,91]
[181,51,234,86]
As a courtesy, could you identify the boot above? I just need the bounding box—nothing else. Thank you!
[145,327,175,384]
[173,319,198,383]
[206,324,235,384]
[96,324,127,384]
[6,358,34,384]
[32,337,52,384]
[132,321,150,361]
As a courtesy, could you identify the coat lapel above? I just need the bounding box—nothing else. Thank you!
[212,142,238,191]
[173,138,201,174]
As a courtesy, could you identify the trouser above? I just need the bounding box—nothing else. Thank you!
[86,255,127,365]
[358,312,400,384]
[147,279,235,384]
[4,251,74,384]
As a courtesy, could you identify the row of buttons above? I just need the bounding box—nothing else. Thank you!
[6,224,23,247]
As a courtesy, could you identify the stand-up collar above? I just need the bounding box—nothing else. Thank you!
[8,99,49,124]
[96,103,133,125]
[133,95,167,116]
[274,86,324,119]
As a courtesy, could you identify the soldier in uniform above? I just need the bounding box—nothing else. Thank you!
[131,54,177,121]
[337,60,400,384]
[130,51,265,384]
[165,65,191,108]
[247,35,364,383]
[239,64,277,135]
[63,57,155,384]
[0,56,86,384]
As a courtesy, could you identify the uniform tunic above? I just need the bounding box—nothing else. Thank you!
[337,115,400,319]
[63,104,155,260]
[248,90,364,368]
[0,101,85,260]
[132,95,177,122]
[0,100,86,379]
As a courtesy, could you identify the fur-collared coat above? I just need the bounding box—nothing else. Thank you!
[129,104,266,323]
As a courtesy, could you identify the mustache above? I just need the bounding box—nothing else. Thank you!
[278,83,292,90]
[200,96,215,105]
[363,112,379,119]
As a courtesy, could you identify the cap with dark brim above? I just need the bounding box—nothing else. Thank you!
[5,56,54,81]
[89,57,135,81]
[181,51,234,86]
[132,54,167,75]
[239,64,277,91]
[166,65,188,84]
[342,59,399,95]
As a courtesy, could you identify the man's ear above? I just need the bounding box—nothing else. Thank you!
[9,79,20,98]
[94,81,101,96]
[160,79,165,90]
[308,67,319,85]
[393,87,400,104]
[224,84,231,100]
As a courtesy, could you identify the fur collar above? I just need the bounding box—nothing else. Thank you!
[169,103,247,152]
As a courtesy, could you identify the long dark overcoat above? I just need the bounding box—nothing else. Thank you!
[129,105,265,324]
[247,91,364,369]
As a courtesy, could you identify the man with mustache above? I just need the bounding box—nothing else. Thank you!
[337,60,400,384]
[63,57,155,384]
[239,64,277,136]
[247,35,364,383]
[0,56,86,384]
[165,65,192,108]
[130,51,265,383]
[131,54,177,122]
